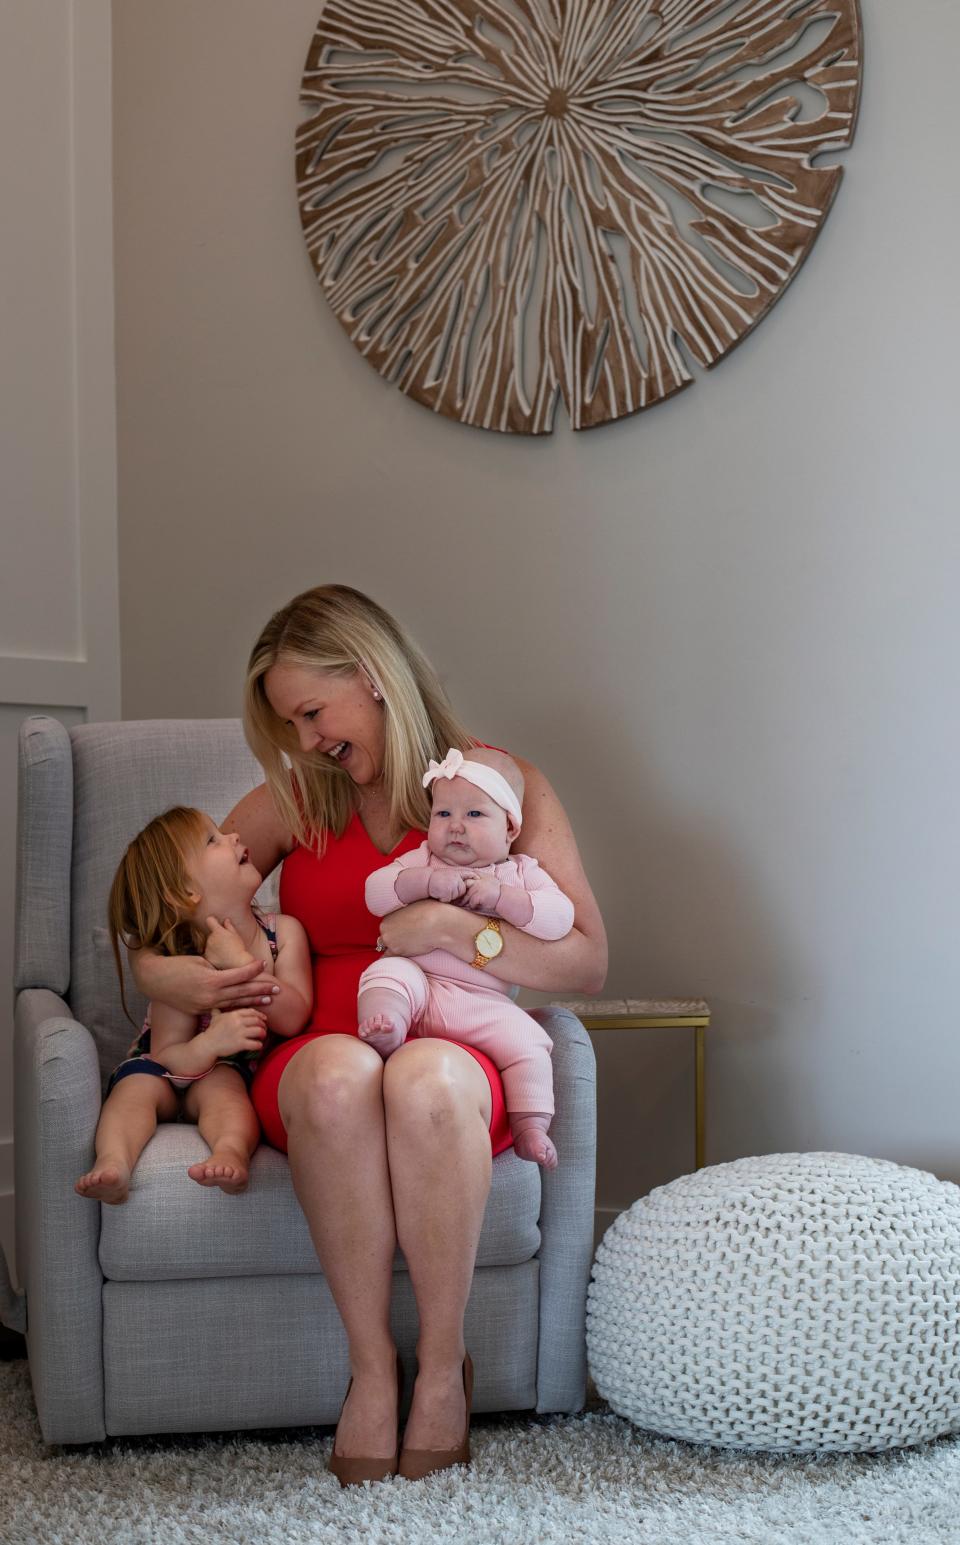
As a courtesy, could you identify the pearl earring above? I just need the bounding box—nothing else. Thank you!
[358,662,384,703]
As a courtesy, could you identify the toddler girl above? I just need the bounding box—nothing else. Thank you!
[359,748,574,1168]
[75,806,312,1204]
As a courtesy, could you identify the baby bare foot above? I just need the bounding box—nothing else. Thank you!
[358,1012,406,1058]
[512,1129,558,1168]
[187,1148,250,1194]
[510,1114,558,1170]
[357,986,411,1058]
[75,1160,131,1205]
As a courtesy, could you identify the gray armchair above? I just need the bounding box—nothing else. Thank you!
[8,717,596,1443]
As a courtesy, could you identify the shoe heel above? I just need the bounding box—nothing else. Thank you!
[397,1352,473,1482]
[328,1352,402,1487]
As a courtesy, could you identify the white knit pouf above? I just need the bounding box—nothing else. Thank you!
[587,1152,960,1453]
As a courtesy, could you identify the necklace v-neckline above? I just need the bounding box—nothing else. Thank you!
[351,809,414,859]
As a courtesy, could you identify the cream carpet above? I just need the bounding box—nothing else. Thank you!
[4,1362,960,1544]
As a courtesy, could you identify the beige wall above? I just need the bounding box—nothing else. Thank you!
[1,0,120,1280]
[114,2,960,1212]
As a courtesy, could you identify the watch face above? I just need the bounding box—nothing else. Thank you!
[476,926,503,959]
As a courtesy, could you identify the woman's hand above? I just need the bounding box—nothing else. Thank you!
[377,899,469,958]
[130,950,281,1017]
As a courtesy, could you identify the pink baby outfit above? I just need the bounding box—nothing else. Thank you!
[361,842,574,1115]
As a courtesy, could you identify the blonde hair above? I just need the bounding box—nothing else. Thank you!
[108,806,208,1023]
[244,584,475,849]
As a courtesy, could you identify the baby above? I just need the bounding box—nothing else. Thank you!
[359,747,574,1167]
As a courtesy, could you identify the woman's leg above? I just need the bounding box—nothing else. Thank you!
[277,1034,399,1459]
[75,1074,178,1203]
[382,1038,493,1451]
[183,1066,260,1193]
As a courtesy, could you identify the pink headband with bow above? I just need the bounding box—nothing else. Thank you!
[423,747,523,830]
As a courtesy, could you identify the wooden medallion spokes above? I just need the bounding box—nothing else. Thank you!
[297,0,862,434]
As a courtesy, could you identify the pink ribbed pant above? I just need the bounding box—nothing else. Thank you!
[358,958,554,1115]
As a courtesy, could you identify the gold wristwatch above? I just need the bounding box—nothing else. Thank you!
[471,916,503,969]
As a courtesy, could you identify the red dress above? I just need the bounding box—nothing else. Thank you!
[250,811,512,1155]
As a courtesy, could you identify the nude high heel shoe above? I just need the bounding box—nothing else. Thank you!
[328,1352,403,1487]
[397,1352,473,1482]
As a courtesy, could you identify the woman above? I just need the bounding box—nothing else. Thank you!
[132,584,606,1483]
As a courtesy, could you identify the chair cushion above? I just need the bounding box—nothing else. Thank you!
[99,1126,541,1280]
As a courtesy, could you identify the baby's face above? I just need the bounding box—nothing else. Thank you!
[427,776,511,868]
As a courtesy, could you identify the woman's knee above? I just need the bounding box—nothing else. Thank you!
[383,1040,487,1131]
[279,1036,384,1132]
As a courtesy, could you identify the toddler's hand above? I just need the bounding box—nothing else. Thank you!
[460,875,502,913]
[428,869,467,903]
[207,1007,268,1057]
[205,916,256,970]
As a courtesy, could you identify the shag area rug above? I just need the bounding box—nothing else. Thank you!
[4,1362,960,1545]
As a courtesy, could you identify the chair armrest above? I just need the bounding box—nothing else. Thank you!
[15,716,73,994]
[14,988,106,1442]
[530,1006,597,1414]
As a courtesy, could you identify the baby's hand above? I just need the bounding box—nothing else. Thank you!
[206,1008,268,1057]
[460,875,502,914]
[428,869,468,903]
[204,916,256,971]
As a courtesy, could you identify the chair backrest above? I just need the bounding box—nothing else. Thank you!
[16,717,274,1089]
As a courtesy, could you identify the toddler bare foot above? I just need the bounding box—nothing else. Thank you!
[510,1113,558,1170]
[75,1160,132,1205]
[358,986,411,1059]
[187,1147,250,1194]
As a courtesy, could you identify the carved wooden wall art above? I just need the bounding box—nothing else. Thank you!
[297,0,861,434]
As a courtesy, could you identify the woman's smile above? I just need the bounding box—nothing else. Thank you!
[264,661,385,785]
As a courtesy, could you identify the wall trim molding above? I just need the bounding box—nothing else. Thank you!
[0,657,91,707]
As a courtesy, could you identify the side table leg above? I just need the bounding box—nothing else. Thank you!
[694,1025,705,1170]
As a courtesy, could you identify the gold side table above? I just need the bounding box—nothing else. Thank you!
[553,998,711,1170]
